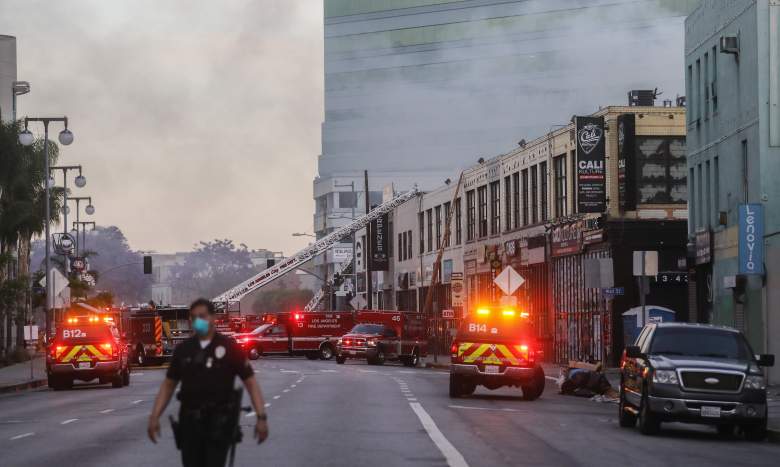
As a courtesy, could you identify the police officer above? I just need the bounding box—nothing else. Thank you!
[148,298,269,467]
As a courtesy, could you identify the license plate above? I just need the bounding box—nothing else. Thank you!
[77,362,91,369]
[485,365,500,374]
[701,406,721,418]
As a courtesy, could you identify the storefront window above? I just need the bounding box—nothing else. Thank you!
[635,137,687,204]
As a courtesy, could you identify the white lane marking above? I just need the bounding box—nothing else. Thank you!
[448,405,524,413]
[320,369,337,373]
[282,389,290,393]
[61,419,79,425]
[245,412,256,418]
[399,370,416,374]
[407,398,418,402]
[10,432,35,440]
[132,399,144,404]
[296,379,304,383]
[358,369,377,373]
[273,395,280,400]
[409,402,469,467]
[99,409,114,414]
[290,384,297,388]
[264,403,271,408]
[280,369,299,373]
[131,372,143,376]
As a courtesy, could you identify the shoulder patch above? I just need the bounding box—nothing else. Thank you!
[214,345,226,359]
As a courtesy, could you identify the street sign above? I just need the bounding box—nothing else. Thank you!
[632,251,658,276]
[70,256,86,273]
[52,232,76,256]
[738,204,764,275]
[602,287,624,297]
[441,309,455,319]
[23,325,38,341]
[493,266,525,295]
[350,294,367,310]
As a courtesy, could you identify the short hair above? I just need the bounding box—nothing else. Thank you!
[189,298,215,315]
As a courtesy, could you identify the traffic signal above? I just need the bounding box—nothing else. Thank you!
[143,255,152,274]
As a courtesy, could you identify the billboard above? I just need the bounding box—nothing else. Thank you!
[738,204,764,275]
[617,113,636,211]
[575,116,607,213]
[370,214,389,271]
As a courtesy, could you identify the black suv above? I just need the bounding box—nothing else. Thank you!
[619,323,774,440]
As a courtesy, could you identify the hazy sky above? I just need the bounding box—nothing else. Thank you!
[0,0,323,254]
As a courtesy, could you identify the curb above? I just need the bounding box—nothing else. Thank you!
[424,362,450,370]
[0,378,47,394]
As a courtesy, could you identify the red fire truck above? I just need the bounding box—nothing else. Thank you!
[127,305,191,365]
[335,310,427,366]
[234,312,354,360]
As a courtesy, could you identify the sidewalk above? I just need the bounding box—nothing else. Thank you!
[423,355,779,440]
[0,355,47,393]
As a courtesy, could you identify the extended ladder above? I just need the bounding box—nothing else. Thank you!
[213,187,419,305]
[303,253,352,311]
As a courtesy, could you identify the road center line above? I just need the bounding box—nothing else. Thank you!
[283,389,290,393]
[273,395,280,400]
[409,402,469,467]
[245,412,256,418]
[448,405,525,413]
[10,432,35,440]
[132,399,144,404]
[99,409,114,414]
[264,403,271,408]
[61,419,79,425]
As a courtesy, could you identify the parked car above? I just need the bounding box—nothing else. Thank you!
[619,322,774,440]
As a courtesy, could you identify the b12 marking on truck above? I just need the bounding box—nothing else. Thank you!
[63,329,87,338]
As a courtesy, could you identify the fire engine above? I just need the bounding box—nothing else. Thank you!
[449,305,545,400]
[127,305,191,365]
[335,310,427,366]
[47,306,130,390]
[234,311,354,360]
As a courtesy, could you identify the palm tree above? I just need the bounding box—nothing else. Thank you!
[0,120,64,349]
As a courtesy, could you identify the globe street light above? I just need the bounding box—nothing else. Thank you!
[66,196,93,255]
[51,165,86,235]
[74,174,86,188]
[85,204,95,215]
[20,116,73,341]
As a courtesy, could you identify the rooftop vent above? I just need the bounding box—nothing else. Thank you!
[628,89,658,106]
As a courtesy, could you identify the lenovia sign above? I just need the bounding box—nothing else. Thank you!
[738,204,764,275]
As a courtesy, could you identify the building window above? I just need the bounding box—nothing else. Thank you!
[521,169,529,226]
[570,150,577,214]
[512,172,520,229]
[711,46,718,113]
[418,212,424,254]
[426,209,433,252]
[398,233,403,262]
[687,64,693,124]
[540,161,548,221]
[704,53,710,119]
[407,231,412,259]
[695,58,701,122]
[435,205,442,249]
[554,155,567,217]
[697,164,703,229]
[713,156,719,220]
[489,181,500,235]
[444,202,451,247]
[477,185,488,237]
[455,197,462,245]
[504,176,511,231]
[466,190,475,241]
[531,165,539,224]
[338,191,357,209]
[705,160,711,227]
[315,194,328,214]
[689,167,695,233]
[635,137,687,204]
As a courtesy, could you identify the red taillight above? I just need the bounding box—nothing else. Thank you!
[51,345,63,359]
[450,342,458,354]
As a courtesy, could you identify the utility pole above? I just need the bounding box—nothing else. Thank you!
[364,170,373,309]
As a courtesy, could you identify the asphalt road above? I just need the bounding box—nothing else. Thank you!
[1,357,779,467]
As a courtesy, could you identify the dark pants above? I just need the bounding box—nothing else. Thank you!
[178,411,231,467]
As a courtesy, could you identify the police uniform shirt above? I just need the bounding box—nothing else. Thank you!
[166,332,254,408]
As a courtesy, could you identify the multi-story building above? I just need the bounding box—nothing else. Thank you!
[685,0,780,383]
[315,0,697,282]
[0,35,16,122]
[380,100,688,364]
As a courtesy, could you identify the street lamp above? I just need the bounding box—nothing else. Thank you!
[51,165,86,235]
[66,196,94,255]
[292,232,315,238]
[19,116,74,342]
[73,221,96,255]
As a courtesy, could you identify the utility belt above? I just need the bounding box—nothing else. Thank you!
[170,388,244,450]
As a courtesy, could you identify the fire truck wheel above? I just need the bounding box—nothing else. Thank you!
[111,373,123,388]
[48,375,68,391]
[521,366,545,401]
[319,344,335,360]
[135,345,146,366]
[248,348,260,360]
[373,348,386,365]
[336,355,346,364]
[122,368,130,386]
[403,349,420,367]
